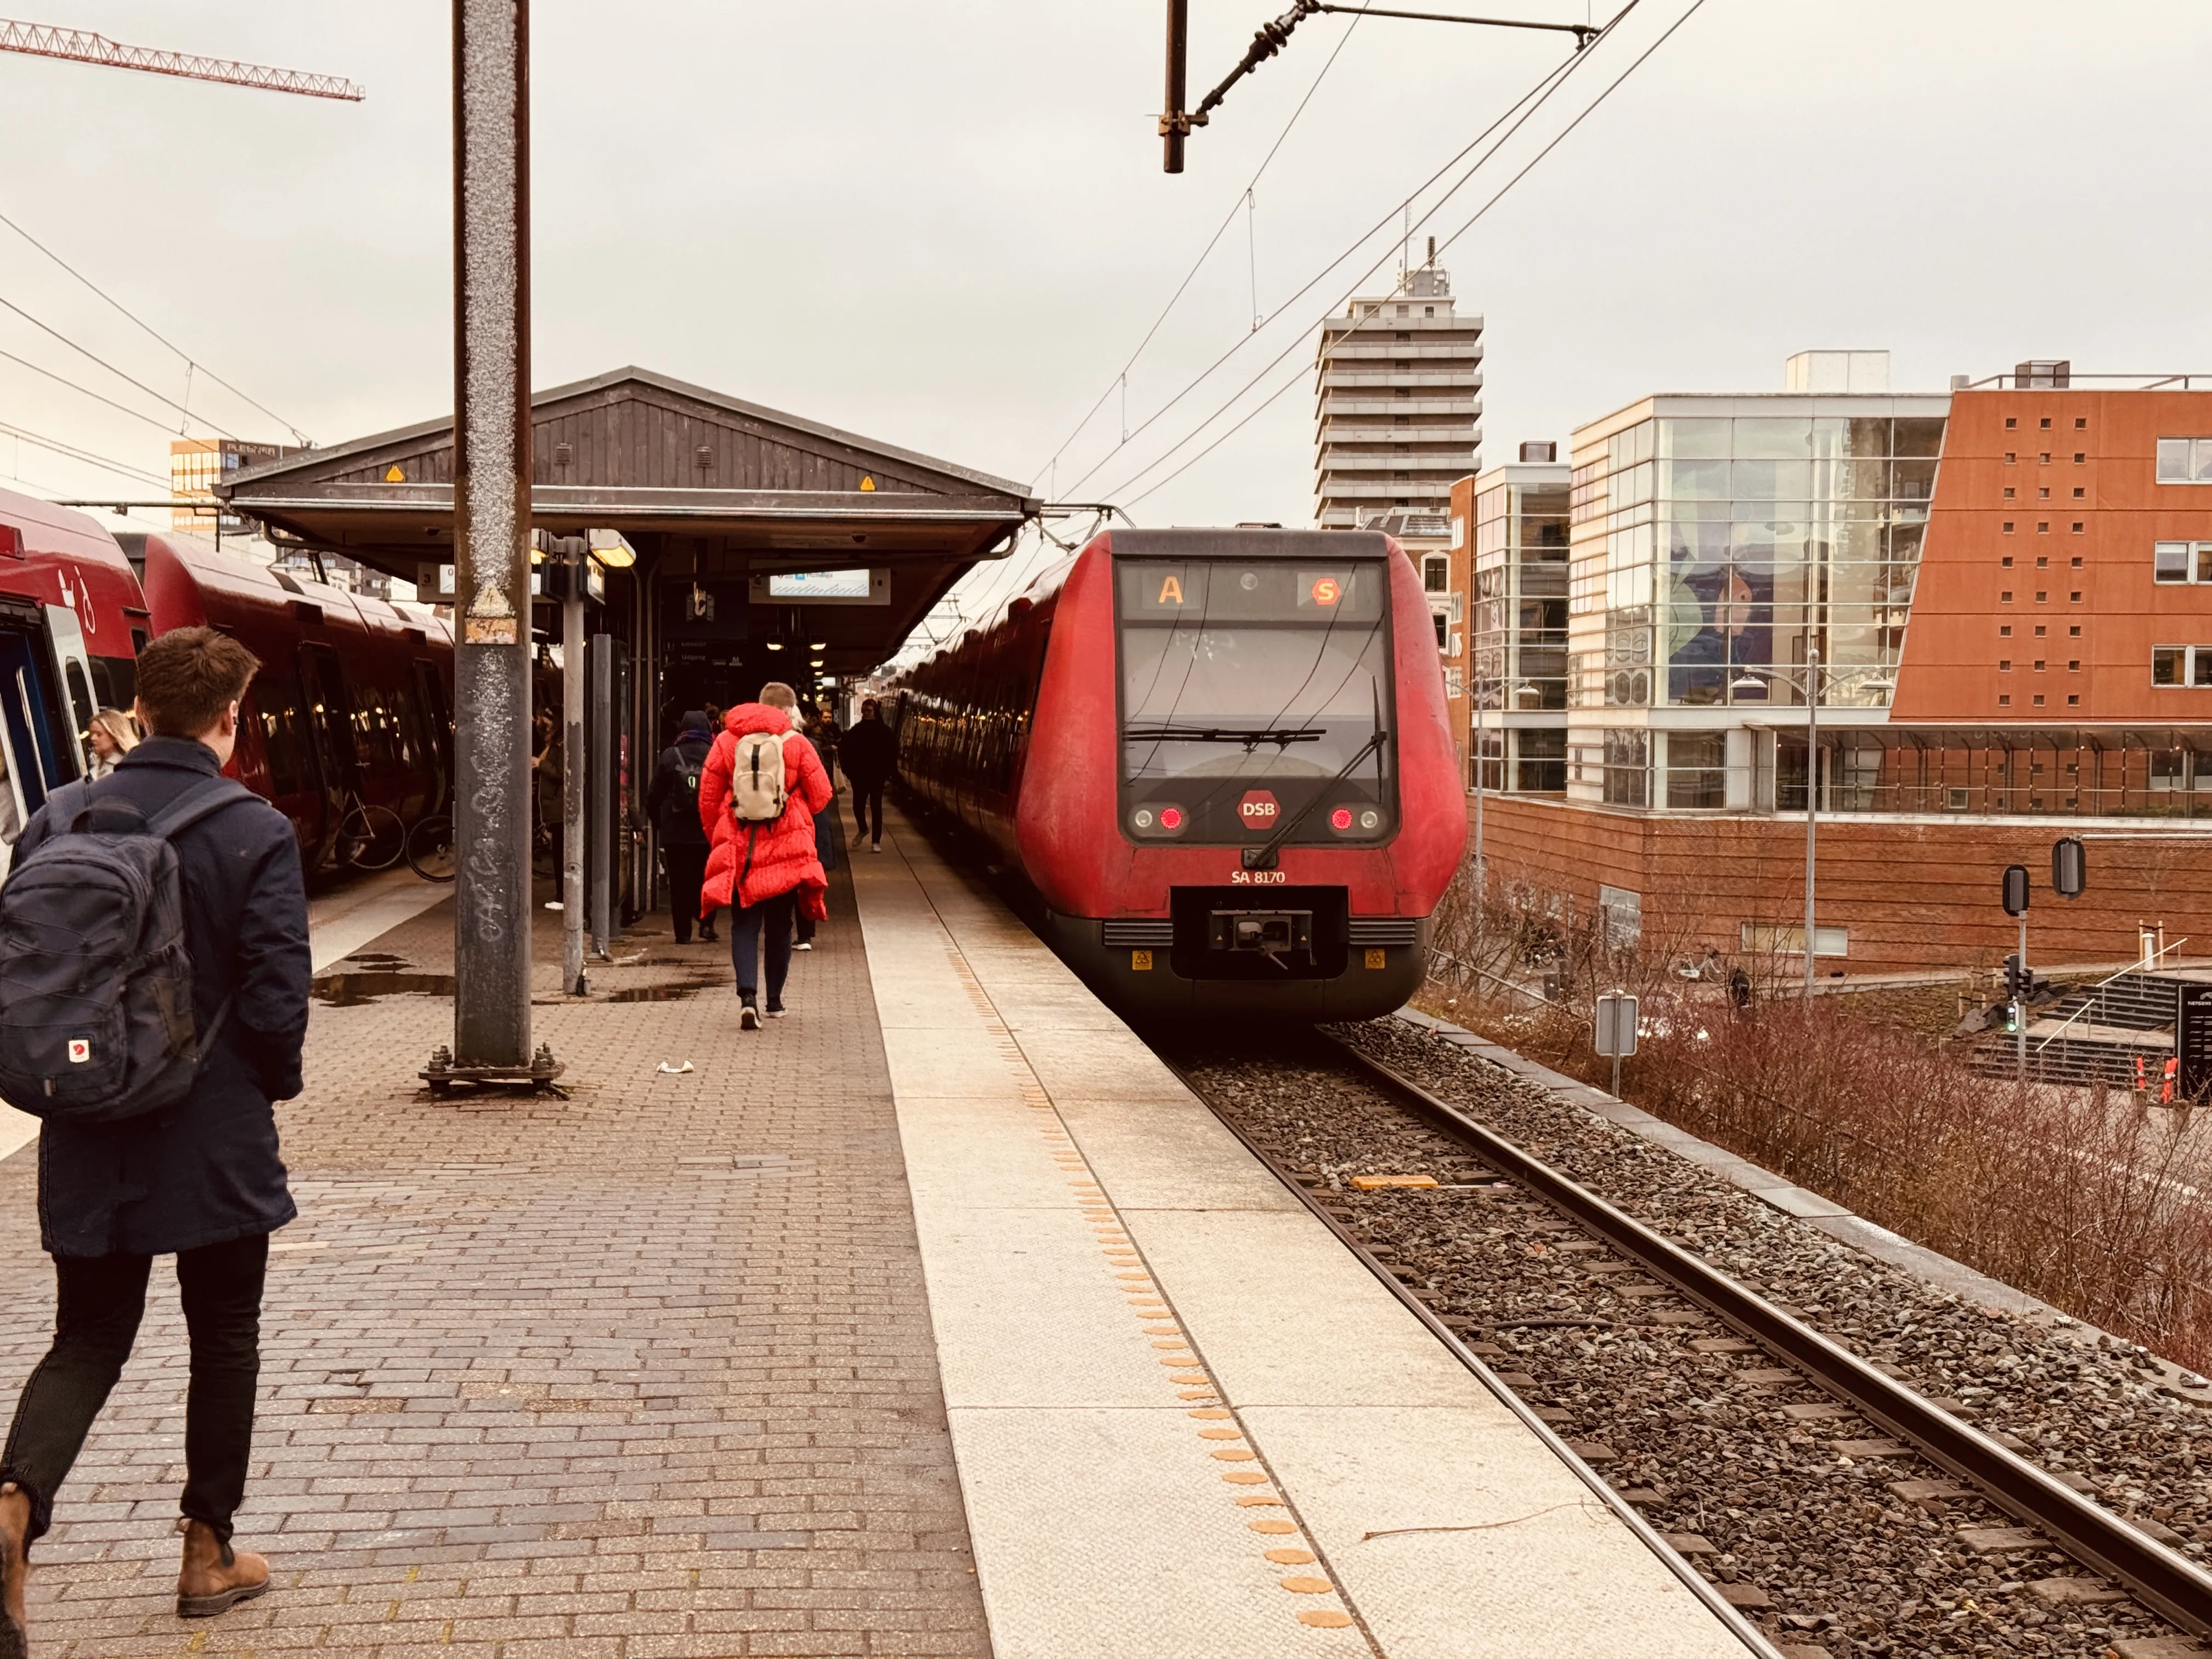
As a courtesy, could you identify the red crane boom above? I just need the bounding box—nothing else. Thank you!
[0,17,363,100]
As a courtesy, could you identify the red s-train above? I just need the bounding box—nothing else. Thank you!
[894,527,1466,1018]
[0,487,452,874]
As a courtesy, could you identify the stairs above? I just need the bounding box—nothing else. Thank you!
[1966,970,2194,1088]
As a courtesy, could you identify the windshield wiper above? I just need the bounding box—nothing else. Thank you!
[1123,724,1326,749]
[1243,728,1389,871]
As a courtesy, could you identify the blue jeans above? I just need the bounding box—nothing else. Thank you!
[731,889,797,1005]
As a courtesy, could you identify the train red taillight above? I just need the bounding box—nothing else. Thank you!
[1329,806,1353,831]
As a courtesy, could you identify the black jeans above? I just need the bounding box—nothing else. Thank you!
[731,889,797,1005]
[853,781,884,842]
[1,1232,268,1549]
[663,843,708,943]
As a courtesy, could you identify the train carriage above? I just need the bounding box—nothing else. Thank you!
[135,533,453,871]
[896,527,1466,1018]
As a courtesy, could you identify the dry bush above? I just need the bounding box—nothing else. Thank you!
[1423,856,2212,1371]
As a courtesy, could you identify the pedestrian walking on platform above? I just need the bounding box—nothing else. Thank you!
[647,710,716,945]
[792,702,837,952]
[841,697,895,854]
[698,682,831,1028]
[0,627,311,1653]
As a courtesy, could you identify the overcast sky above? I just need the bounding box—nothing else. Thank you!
[3,1,2208,635]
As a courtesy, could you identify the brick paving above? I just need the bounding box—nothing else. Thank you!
[0,850,993,1657]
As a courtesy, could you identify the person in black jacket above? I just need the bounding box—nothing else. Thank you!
[840,698,896,854]
[647,711,716,945]
[0,627,309,1649]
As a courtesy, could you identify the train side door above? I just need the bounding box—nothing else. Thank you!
[44,604,98,779]
[0,598,81,877]
[296,642,359,822]
[412,658,452,812]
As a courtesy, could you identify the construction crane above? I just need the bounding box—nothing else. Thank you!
[0,16,363,100]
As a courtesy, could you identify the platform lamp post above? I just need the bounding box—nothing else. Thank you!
[430,0,558,1091]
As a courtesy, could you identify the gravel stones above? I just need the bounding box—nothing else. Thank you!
[1164,1019,2212,1659]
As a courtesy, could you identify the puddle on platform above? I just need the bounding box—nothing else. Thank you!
[604,978,723,1003]
[313,972,458,1007]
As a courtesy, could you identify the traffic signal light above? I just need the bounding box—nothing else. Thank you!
[2004,953,2030,1002]
[2002,864,2032,917]
[2053,836,2087,899]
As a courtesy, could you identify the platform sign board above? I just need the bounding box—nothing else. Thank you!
[1595,991,1638,1099]
[2177,984,2212,1101]
[1595,994,1638,1058]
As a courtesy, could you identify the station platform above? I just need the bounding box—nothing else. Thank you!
[0,811,1750,1657]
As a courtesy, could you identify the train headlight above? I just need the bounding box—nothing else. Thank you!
[1359,809,1381,831]
[1132,803,1188,838]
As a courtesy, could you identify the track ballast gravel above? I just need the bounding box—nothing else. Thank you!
[1164,1018,2212,1659]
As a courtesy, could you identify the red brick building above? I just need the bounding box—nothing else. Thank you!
[1460,357,2212,975]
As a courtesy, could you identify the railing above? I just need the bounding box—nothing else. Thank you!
[2033,938,2192,1055]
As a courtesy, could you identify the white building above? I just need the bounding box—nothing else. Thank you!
[1312,251,1482,531]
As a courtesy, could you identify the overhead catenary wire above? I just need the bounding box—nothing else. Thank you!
[0,204,311,444]
[1095,0,1705,511]
[0,343,213,435]
[0,419,169,488]
[1027,4,1373,495]
[1056,11,1614,505]
[0,290,240,439]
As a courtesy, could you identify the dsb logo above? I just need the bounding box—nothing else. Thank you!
[1238,789,1279,827]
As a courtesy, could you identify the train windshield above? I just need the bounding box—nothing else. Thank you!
[1115,558,1396,843]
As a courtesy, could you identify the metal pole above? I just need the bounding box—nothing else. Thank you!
[448,0,533,1071]
[1803,644,1819,999]
[1473,680,1485,876]
[2017,910,2029,1081]
[588,633,614,955]
[561,547,586,995]
[1163,0,1190,173]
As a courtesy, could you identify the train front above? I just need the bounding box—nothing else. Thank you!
[1023,528,1466,1020]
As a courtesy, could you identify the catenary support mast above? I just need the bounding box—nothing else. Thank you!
[448,0,536,1074]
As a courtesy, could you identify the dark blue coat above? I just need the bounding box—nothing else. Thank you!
[14,737,309,1258]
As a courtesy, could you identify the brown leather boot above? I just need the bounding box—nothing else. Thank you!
[0,1481,30,1659]
[175,1519,269,1619]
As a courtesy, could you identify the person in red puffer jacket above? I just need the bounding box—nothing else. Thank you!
[698,683,833,1028]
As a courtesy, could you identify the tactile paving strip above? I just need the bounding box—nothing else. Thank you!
[935,943,1373,1643]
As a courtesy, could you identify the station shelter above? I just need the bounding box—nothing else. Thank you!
[215,365,1036,924]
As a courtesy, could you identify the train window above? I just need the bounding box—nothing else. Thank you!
[89,654,135,712]
[63,661,95,757]
[1115,558,1396,843]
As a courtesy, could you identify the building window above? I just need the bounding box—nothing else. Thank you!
[2075,452,2086,463]
[1665,732,1726,809]
[1998,694,2011,706]
[2041,417,2053,429]
[1999,625,2012,637]
[2038,522,2050,533]
[2036,591,2048,602]
[2005,417,2017,428]
[2003,488,2016,499]
[1740,923,1847,959]
[1998,659,2011,671]
[2157,438,2212,482]
[1516,727,1566,792]
[2067,693,2080,705]
[1599,884,1641,949]
[2039,452,2051,464]
[2004,452,2017,464]
[2152,646,2212,686]
[1432,612,1448,649]
[2003,522,2015,534]
[1601,730,1648,808]
[2001,590,2013,602]
[2154,541,2212,583]
[2033,695,2045,706]
[2069,659,2081,670]
[2073,488,2085,499]
[1423,555,1448,592]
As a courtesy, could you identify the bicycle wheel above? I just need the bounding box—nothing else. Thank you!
[338,801,405,871]
[405,814,456,882]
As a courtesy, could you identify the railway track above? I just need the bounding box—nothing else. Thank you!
[1161,1024,2212,1657]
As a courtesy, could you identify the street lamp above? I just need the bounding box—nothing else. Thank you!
[1730,646,1827,997]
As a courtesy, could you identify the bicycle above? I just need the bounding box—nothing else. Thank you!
[405,813,456,882]
[335,791,405,871]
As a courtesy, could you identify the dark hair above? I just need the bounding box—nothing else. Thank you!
[135,626,259,738]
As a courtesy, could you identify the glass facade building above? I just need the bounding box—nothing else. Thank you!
[1464,462,1570,792]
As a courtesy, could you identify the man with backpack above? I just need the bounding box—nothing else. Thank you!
[646,710,716,945]
[697,682,831,1029]
[0,627,310,1653]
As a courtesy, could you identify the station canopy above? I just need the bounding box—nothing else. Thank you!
[213,366,1037,677]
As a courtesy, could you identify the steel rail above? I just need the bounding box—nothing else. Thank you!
[1152,1047,1786,1659]
[1328,1036,2212,1639]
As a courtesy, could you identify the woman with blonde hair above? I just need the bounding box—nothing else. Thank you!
[86,708,139,778]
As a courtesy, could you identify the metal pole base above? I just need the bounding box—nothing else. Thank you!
[421,1042,568,1098]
